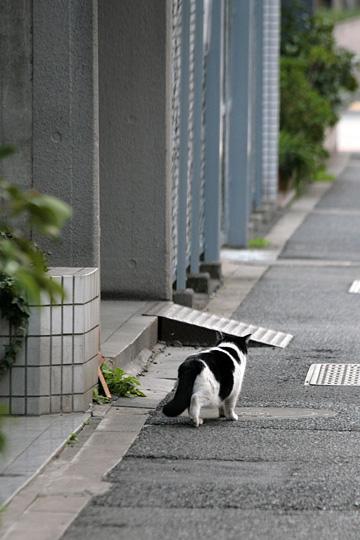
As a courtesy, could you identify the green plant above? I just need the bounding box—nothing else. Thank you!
[0,145,71,375]
[0,146,71,304]
[0,277,29,376]
[101,363,145,398]
[248,237,270,249]
[312,167,335,183]
[92,387,111,405]
[279,5,358,188]
[279,130,325,189]
[66,432,78,446]
[280,57,336,143]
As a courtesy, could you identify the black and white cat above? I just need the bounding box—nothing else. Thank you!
[163,334,251,427]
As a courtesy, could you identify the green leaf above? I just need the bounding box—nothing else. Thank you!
[100,363,146,398]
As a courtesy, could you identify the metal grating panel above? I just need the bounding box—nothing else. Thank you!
[349,281,360,294]
[145,303,293,348]
[305,363,360,386]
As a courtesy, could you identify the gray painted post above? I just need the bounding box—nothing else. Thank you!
[227,0,251,247]
[176,0,191,290]
[99,0,172,299]
[32,0,100,267]
[190,0,204,274]
[203,0,223,263]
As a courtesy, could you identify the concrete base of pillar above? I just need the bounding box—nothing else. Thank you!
[200,262,222,282]
[173,288,194,308]
[186,272,211,294]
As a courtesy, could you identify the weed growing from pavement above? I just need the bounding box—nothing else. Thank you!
[66,432,78,446]
[92,388,111,404]
[248,237,270,249]
[312,168,335,182]
[101,363,146,398]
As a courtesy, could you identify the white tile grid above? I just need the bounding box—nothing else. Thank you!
[73,268,99,305]
[0,269,100,414]
[39,267,99,306]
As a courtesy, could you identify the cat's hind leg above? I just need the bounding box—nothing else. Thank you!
[189,394,203,427]
[224,395,238,421]
[219,404,225,417]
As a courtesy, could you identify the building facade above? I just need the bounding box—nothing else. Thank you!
[0,0,281,302]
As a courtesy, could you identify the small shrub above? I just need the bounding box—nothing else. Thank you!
[101,363,145,398]
[279,131,325,189]
[280,57,336,144]
[280,4,358,188]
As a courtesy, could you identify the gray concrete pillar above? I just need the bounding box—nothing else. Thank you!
[0,0,32,189]
[99,0,172,299]
[32,0,100,267]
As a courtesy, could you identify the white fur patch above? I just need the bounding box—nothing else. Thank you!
[216,341,246,365]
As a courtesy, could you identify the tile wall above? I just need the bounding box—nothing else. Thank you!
[0,268,100,415]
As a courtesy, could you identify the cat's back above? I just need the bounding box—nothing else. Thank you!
[193,346,239,400]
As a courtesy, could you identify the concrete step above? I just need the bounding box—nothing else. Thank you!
[100,302,158,375]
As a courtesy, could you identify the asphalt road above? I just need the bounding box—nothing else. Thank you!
[62,156,360,539]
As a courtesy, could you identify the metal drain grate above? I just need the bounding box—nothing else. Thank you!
[305,363,360,386]
[349,281,360,294]
[145,302,293,348]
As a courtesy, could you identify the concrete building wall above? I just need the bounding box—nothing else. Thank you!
[0,0,32,188]
[99,0,172,299]
[32,0,100,268]
[0,0,282,302]
[0,0,100,268]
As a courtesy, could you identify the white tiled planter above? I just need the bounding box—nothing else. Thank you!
[0,268,100,415]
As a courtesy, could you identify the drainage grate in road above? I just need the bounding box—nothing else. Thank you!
[349,281,360,294]
[145,302,293,348]
[305,363,360,386]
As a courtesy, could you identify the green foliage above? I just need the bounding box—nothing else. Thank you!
[248,237,270,249]
[66,432,78,446]
[279,130,325,189]
[0,145,71,376]
[0,277,29,376]
[0,147,71,305]
[280,57,336,143]
[92,387,111,405]
[101,363,145,398]
[280,5,358,187]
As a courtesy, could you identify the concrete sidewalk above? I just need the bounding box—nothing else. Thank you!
[1,151,356,540]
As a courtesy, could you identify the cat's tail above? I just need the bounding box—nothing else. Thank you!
[162,359,204,417]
